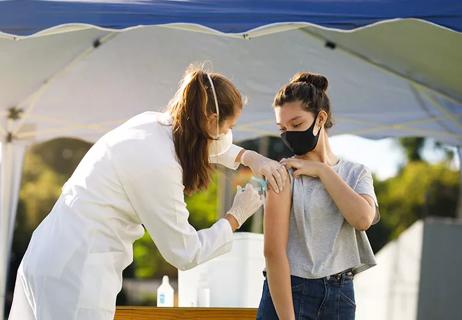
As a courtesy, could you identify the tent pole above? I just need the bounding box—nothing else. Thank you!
[0,141,26,320]
[251,137,269,233]
[0,142,10,320]
[457,146,462,220]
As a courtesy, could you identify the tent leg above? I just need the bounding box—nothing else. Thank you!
[251,137,269,233]
[457,146,462,220]
[0,142,26,320]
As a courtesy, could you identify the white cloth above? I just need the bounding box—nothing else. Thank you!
[8,111,243,320]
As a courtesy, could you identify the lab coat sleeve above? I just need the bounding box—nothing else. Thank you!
[210,144,243,170]
[116,158,234,271]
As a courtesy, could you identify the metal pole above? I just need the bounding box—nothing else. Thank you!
[251,137,269,233]
[456,146,462,219]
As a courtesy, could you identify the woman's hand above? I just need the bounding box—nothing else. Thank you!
[280,158,325,178]
[241,150,288,193]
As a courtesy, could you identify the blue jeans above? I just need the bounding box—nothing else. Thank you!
[257,273,356,320]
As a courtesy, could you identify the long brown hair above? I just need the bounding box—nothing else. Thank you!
[273,72,334,129]
[169,65,243,194]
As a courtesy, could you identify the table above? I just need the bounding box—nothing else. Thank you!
[114,307,258,319]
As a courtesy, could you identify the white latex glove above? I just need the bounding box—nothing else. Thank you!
[241,150,288,193]
[227,183,263,228]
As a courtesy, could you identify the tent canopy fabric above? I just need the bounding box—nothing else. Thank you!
[1,1,461,145]
[0,20,461,146]
[1,0,461,36]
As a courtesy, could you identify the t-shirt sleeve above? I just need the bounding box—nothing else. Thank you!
[354,166,380,225]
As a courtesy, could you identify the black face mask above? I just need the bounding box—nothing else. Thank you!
[281,113,320,155]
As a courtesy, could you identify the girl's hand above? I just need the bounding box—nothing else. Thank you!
[280,158,325,178]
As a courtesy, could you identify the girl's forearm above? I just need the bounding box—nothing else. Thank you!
[265,256,296,320]
[319,165,374,230]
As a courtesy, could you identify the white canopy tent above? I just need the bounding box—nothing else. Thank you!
[0,15,461,318]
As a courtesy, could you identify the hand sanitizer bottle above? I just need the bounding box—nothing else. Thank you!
[157,275,174,307]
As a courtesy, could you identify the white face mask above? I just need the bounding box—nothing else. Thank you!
[209,129,233,158]
[207,73,233,160]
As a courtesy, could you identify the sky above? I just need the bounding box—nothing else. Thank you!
[330,135,460,180]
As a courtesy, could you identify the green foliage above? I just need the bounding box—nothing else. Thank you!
[368,161,459,252]
[398,137,425,162]
[132,231,176,279]
[34,138,91,175]
[185,173,218,229]
[19,152,65,230]
[138,293,157,306]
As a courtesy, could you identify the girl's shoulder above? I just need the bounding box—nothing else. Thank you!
[336,158,373,180]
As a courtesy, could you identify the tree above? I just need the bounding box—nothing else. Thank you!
[367,160,459,252]
[398,137,425,162]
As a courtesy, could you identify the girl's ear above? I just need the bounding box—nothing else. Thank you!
[316,110,329,132]
[319,110,328,126]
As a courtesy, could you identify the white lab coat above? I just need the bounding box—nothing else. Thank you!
[8,111,243,320]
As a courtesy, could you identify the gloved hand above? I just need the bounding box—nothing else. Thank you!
[241,150,288,194]
[227,183,263,228]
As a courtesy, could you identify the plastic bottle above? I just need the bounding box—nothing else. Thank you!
[157,275,174,307]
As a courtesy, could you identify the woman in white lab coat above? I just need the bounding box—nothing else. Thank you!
[8,65,288,320]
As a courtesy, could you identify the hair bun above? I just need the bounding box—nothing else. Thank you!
[289,72,328,92]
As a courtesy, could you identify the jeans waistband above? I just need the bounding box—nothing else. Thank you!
[262,269,354,282]
[324,269,354,281]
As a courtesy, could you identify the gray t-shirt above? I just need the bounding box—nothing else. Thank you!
[287,158,380,279]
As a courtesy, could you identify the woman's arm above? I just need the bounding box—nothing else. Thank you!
[263,177,295,320]
[110,136,237,271]
[213,143,287,193]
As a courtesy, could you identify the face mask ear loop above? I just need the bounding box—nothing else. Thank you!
[313,111,321,136]
[206,73,220,139]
